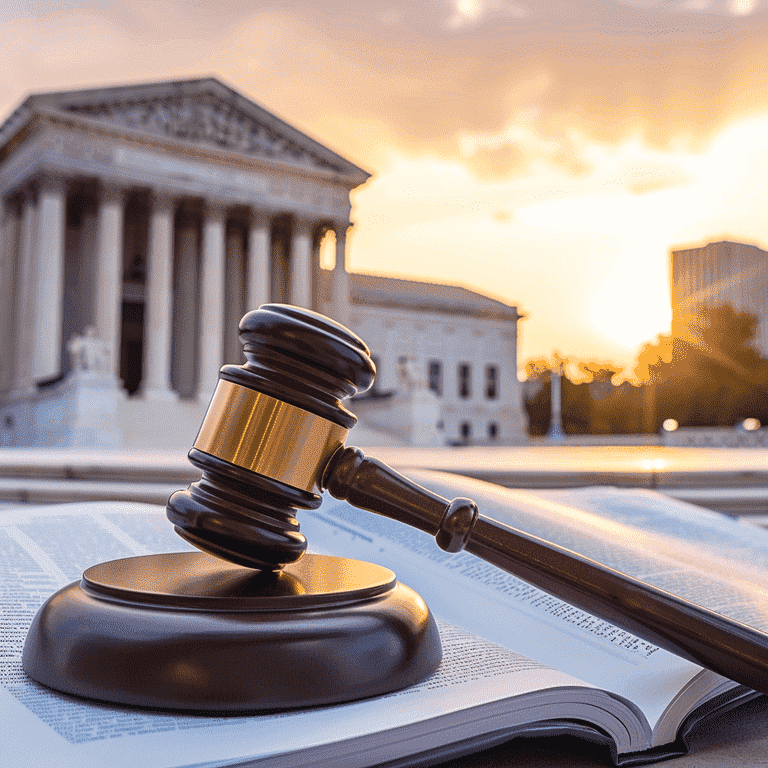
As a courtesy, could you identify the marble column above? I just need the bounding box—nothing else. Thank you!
[0,200,19,394]
[93,185,125,380]
[142,192,176,400]
[172,210,199,399]
[76,208,98,338]
[197,201,226,402]
[224,223,246,365]
[12,189,38,392]
[271,232,290,304]
[31,175,67,383]
[247,210,271,311]
[331,221,350,327]
[290,218,313,309]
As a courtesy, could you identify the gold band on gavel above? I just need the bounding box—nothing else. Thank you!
[194,379,349,494]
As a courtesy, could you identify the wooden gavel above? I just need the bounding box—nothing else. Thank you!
[168,304,768,695]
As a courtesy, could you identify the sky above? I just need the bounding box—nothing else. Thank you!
[2,1,768,377]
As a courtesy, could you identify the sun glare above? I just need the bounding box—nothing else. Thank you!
[513,113,768,360]
[590,228,674,352]
[591,245,672,352]
[353,106,768,370]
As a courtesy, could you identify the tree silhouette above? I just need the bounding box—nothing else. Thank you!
[636,304,768,431]
[578,362,622,383]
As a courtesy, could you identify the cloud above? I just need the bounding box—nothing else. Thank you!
[681,0,713,11]
[446,0,529,29]
[4,1,768,182]
[447,0,484,28]
[347,108,768,367]
[5,1,768,370]
[458,116,596,180]
[464,143,532,178]
[292,1,768,179]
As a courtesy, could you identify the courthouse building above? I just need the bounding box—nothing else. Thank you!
[671,240,768,355]
[0,77,524,448]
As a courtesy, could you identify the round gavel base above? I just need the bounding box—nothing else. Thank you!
[22,552,441,712]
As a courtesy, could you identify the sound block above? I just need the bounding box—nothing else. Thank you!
[22,552,442,712]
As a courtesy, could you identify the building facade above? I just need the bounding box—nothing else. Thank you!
[319,273,526,446]
[671,240,768,355]
[0,78,366,446]
[0,77,524,449]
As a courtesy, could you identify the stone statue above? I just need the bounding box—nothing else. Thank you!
[397,356,426,391]
[67,326,111,373]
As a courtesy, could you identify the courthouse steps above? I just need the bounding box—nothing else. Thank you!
[1,445,768,516]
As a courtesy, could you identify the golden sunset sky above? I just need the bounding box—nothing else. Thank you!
[3,1,768,375]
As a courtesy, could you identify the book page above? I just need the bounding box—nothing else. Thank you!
[415,473,768,639]
[534,485,768,629]
[302,496,707,732]
[389,471,768,724]
[1,502,642,768]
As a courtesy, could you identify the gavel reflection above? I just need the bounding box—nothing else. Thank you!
[169,304,768,695]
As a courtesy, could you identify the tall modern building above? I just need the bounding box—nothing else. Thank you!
[0,77,524,448]
[670,240,768,354]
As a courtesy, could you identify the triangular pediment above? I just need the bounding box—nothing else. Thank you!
[21,78,367,179]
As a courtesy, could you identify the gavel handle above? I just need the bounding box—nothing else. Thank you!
[323,446,768,695]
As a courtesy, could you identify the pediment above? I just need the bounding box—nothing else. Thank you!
[22,78,366,178]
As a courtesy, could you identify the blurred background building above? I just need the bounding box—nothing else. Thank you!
[671,240,768,355]
[0,77,524,449]
[320,273,525,447]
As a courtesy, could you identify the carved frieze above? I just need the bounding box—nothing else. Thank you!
[49,131,115,166]
[66,95,346,174]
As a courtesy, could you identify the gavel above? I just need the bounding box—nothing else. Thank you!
[169,303,768,696]
[23,303,768,712]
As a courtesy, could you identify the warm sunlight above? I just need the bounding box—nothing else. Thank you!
[591,245,672,351]
[5,1,768,373]
[5,12,768,758]
[350,103,768,370]
[318,229,337,271]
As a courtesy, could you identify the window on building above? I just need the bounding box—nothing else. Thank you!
[428,360,442,396]
[485,365,498,399]
[488,422,498,440]
[460,421,472,443]
[458,363,471,399]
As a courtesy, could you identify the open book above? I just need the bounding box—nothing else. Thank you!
[2,471,765,768]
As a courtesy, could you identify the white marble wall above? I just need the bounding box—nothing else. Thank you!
[348,306,525,446]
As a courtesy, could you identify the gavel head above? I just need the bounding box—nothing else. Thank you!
[167,304,376,570]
